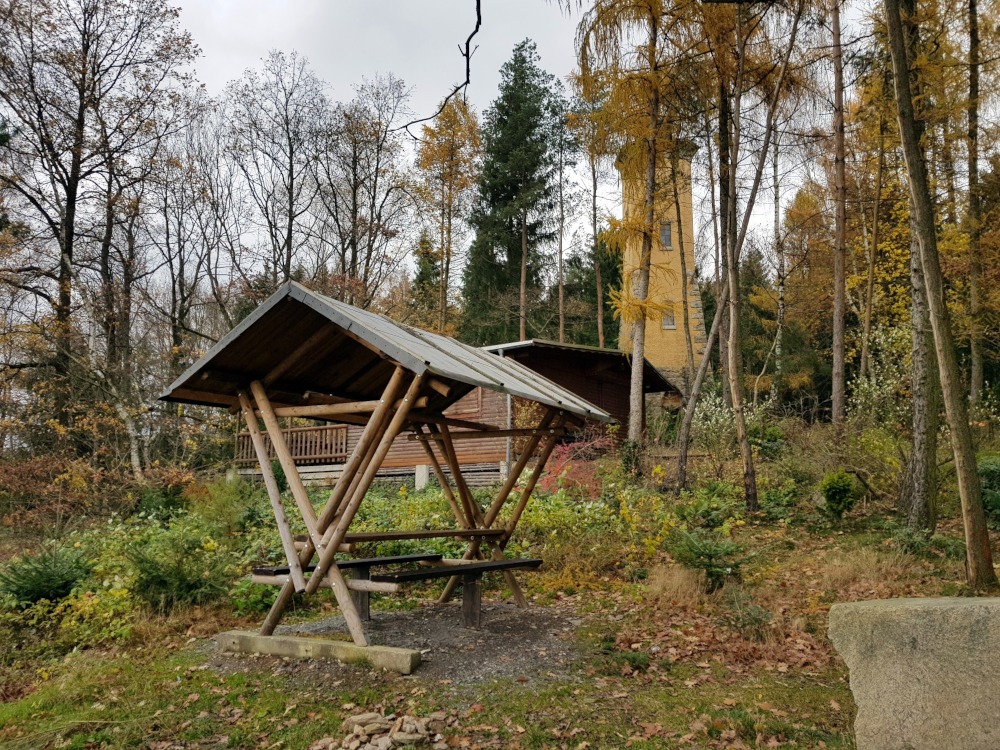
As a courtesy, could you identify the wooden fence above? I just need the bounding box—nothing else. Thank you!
[235,423,349,466]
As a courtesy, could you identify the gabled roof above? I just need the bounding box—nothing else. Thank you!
[483,338,679,395]
[159,282,613,424]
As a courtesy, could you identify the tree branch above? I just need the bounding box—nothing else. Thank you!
[397,0,482,139]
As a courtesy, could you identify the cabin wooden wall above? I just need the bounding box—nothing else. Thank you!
[345,387,509,468]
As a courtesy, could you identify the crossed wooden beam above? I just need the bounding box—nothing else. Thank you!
[237,365,567,646]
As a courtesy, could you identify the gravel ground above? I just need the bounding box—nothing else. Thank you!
[244,600,586,685]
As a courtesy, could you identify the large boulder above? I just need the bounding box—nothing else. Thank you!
[828,597,1000,750]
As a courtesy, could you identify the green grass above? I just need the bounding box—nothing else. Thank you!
[0,629,855,750]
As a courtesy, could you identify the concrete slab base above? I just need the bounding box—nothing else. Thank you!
[216,630,421,675]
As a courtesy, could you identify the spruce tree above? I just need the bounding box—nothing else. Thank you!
[460,40,557,345]
[408,231,441,330]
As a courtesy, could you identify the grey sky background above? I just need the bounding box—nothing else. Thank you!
[178,0,581,123]
[175,0,791,276]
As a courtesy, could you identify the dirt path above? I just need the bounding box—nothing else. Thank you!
[274,601,584,684]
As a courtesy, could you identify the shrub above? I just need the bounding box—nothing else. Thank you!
[620,439,642,477]
[137,466,196,516]
[667,528,743,592]
[229,578,277,615]
[127,523,231,612]
[676,481,739,530]
[760,480,799,521]
[0,545,91,605]
[721,586,773,641]
[819,470,857,520]
[691,391,738,478]
[977,454,1000,525]
[748,424,785,460]
[891,525,931,556]
[271,459,289,494]
[189,477,267,534]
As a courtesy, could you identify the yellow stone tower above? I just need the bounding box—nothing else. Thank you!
[618,157,706,393]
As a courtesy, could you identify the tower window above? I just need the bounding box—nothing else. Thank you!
[659,220,672,249]
[661,305,676,330]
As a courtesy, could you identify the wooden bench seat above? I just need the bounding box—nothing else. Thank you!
[372,558,543,628]
[251,553,446,621]
[370,558,542,584]
[251,553,443,578]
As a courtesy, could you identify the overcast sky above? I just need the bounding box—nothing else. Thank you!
[178,0,582,121]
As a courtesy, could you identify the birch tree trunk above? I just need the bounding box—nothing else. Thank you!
[672,152,695,387]
[627,10,660,444]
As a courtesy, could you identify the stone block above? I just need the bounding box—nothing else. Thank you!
[828,597,1000,750]
[216,630,421,674]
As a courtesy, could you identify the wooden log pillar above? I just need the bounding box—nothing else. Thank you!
[435,422,526,607]
[256,367,406,642]
[414,424,469,529]
[237,391,307,592]
[303,374,427,599]
[462,574,482,629]
[438,410,564,605]
[250,381,322,548]
[250,381,369,646]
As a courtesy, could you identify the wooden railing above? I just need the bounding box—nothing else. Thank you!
[235,424,350,466]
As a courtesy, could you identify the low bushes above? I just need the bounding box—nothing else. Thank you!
[819,470,858,520]
[0,545,91,605]
[667,528,744,592]
[977,454,1000,526]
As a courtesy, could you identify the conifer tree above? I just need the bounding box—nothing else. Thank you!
[460,40,557,345]
[408,231,441,330]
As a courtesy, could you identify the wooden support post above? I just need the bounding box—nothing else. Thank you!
[438,410,562,606]
[315,369,405,537]
[501,417,567,549]
[304,374,426,599]
[435,423,526,606]
[484,410,558,528]
[351,564,371,621]
[434,423,480,528]
[238,391,307,593]
[268,396,427,420]
[250,381,322,548]
[326,404,393,532]
[257,368,405,640]
[462,574,482,629]
[414,425,468,529]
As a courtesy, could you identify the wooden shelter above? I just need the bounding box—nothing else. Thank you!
[160,282,612,647]
[233,340,676,482]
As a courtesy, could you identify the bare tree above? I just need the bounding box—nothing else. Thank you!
[225,50,327,287]
[313,75,413,308]
[0,0,195,422]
